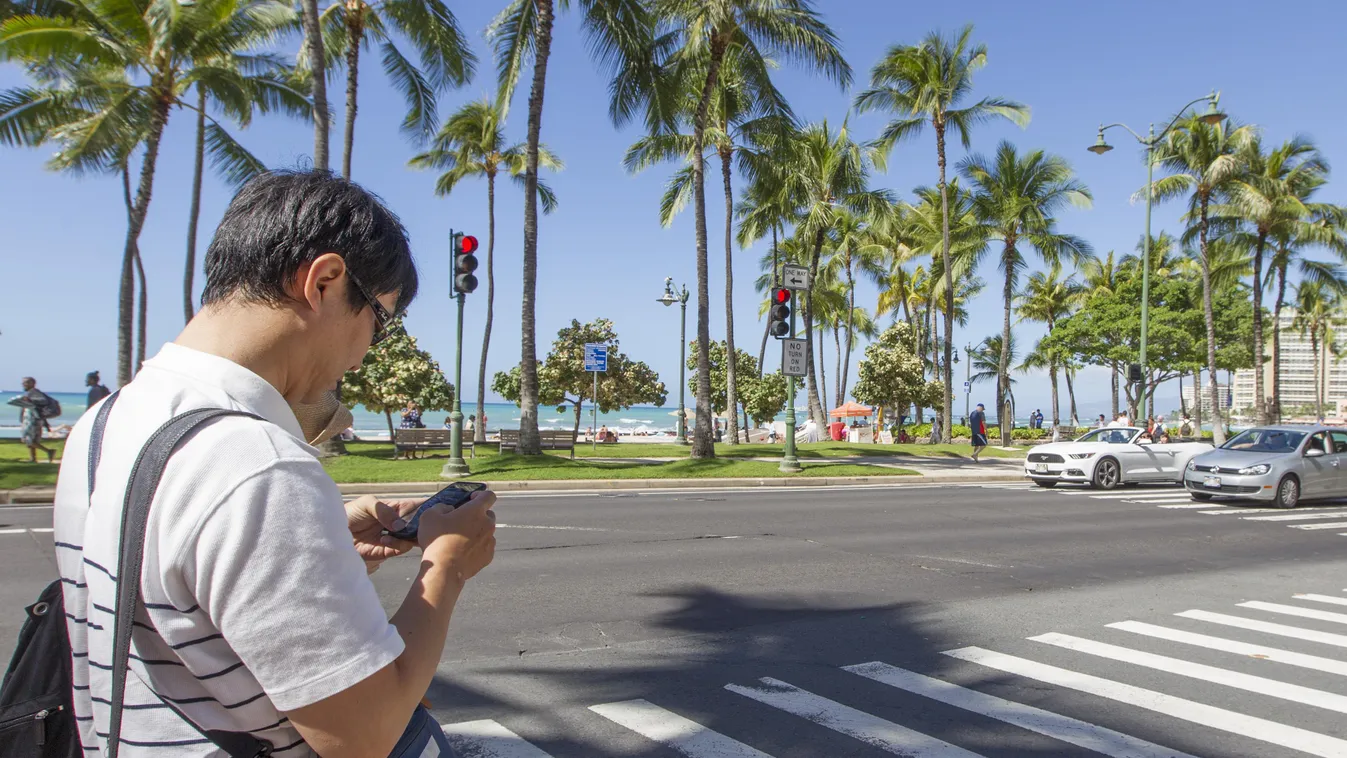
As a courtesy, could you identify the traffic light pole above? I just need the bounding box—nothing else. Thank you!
[443,290,469,477]
[780,295,801,473]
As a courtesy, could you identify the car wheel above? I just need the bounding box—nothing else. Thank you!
[1093,458,1121,490]
[1274,476,1300,509]
[1190,492,1213,502]
[1035,480,1057,488]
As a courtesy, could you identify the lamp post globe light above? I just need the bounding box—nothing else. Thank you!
[658,277,691,445]
[1088,91,1225,421]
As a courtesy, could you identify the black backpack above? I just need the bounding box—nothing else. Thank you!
[0,394,272,757]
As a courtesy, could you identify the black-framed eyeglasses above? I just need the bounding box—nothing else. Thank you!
[347,270,399,346]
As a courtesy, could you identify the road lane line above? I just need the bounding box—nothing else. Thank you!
[1290,521,1347,530]
[0,528,27,535]
[496,524,611,531]
[1088,492,1188,500]
[844,661,1196,758]
[1157,503,1219,509]
[589,699,773,757]
[1243,510,1347,521]
[29,527,52,533]
[1293,594,1347,607]
[1239,601,1347,625]
[1178,610,1347,649]
[1107,621,1347,677]
[440,720,554,758]
[725,678,982,757]
[944,646,1347,758]
[1031,632,1347,714]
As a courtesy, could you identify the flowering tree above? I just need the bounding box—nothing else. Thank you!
[343,318,454,441]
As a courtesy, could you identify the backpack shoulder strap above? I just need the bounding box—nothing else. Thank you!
[105,408,272,758]
[87,391,121,497]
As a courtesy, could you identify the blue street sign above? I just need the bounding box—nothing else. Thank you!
[584,343,608,372]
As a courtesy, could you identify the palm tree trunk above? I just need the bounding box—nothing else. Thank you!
[758,225,778,375]
[1312,331,1321,420]
[1193,368,1203,433]
[935,119,954,443]
[118,94,171,386]
[1064,365,1078,427]
[1049,363,1059,429]
[1110,362,1119,418]
[687,41,726,460]
[720,149,739,445]
[998,243,1013,445]
[184,88,207,323]
[817,322,828,425]
[300,0,329,170]
[134,245,147,374]
[518,0,554,457]
[384,409,395,442]
[803,228,827,428]
[832,325,842,408]
[1199,197,1225,444]
[340,8,362,180]
[1272,261,1288,422]
[841,259,855,405]
[475,174,496,443]
[1251,233,1267,423]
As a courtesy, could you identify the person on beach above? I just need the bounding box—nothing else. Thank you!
[17,376,55,463]
[85,370,111,408]
[53,171,496,756]
[969,403,989,462]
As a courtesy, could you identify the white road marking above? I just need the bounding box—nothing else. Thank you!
[1178,610,1347,649]
[1157,503,1221,509]
[590,699,773,757]
[496,524,611,531]
[1031,632,1347,714]
[1294,594,1347,607]
[1198,508,1266,515]
[0,528,27,535]
[1243,510,1347,521]
[945,646,1347,758]
[28,527,52,533]
[844,661,1196,758]
[1290,521,1347,530]
[1107,620,1347,677]
[1089,492,1189,500]
[725,677,982,757]
[1240,601,1347,625]
[440,720,554,758]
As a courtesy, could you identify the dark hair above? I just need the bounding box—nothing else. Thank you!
[201,170,418,314]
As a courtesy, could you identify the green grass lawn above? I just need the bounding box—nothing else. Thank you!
[569,440,1023,460]
[321,442,915,483]
[0,439,67,489]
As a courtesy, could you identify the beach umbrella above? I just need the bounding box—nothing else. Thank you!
[829,401,874,418]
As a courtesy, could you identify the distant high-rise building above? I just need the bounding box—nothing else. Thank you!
[1183,382,1231,417]
[1232,309,1346,417]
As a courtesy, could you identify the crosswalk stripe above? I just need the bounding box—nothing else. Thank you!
[441,720,554,758]
[844,661,1196,758]
[1157,503,1216,509]
[1178,609,1347,649]
[0,528,26,535]
[726,677,982,757]
[1243,510,1347,521]
[1089,492,1188,500]
[1290,521,1347,530]
[1107,620,1347,677]
[1031,632,1347,714]
[1130,499,1195,505]
[944,646,1347,758]
[29,527,53,533]
[1293,594,1347,607]
[1198,509,1257,515]
[1240,601,1347,625]
[589,699,772,757]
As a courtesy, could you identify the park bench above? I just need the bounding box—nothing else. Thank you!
[498,429,577,456]
[393,428,472,458]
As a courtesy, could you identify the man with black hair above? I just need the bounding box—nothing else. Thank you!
[54,171,497,757]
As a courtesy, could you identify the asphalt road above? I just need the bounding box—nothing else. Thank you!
[6,482,1347,757]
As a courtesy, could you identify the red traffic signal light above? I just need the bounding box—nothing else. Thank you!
[459,234,479,254]
[773,288,791,304]
[452,231,479,294]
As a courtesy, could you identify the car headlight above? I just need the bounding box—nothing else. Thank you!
[1187,459,1197,471]
[1238,463,1271,476]
[1068,452,1097,460]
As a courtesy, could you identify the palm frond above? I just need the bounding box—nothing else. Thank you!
[381,40,436,141]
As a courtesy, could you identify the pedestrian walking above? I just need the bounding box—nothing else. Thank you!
[85,370,111,409]
[970,403,988,462]
[14,376,55,463]
[47,171,497,756]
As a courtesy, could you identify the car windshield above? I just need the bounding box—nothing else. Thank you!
[1075,428,1136,445]
[1222,429,1306,453]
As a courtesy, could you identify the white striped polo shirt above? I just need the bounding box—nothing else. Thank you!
[53,343,404,756]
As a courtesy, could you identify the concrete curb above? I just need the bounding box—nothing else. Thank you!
[1,471,1026,504]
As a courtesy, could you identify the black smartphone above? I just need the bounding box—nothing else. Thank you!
[386,481,487,541]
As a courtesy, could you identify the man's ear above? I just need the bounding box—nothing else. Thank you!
[291,253,349,314]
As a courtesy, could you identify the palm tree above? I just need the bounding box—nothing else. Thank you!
[820,207,886,404]
[1080,250,1121,415]
[409,98,563,442]
[1017,263,1085,426]
[1148,114,1255,443]
[1,0,298,385]
[316,0,474,180]
[855,23,1028,442]
[960,141,1091,443]
[1292,281,1339,421]
[298,0,330,169]
[488,0,653,455]
[631,0,849,459]
[970,333,1016,426]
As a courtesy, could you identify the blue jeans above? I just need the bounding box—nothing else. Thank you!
[388,706,454,757]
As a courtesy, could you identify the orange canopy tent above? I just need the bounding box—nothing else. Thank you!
[829,402,874,418]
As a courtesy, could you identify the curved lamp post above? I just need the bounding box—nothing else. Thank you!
[658,277,691,445]
[1089,91,1226,420]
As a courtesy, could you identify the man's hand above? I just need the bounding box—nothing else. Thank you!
[346,495,422,573]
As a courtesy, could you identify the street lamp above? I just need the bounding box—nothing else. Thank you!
[964,340,987,424]
[658,277,691,445]
[1089,90,1225,420]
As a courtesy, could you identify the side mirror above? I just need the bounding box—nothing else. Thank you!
[1306,447,1326,458]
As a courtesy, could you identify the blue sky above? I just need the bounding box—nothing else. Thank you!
[3,0,1346,419]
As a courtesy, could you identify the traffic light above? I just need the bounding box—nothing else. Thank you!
[769,288,791,337]
[1127,363,1143,384]
[452,231,479,294]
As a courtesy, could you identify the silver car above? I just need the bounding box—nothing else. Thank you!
[1183,425,1347,508]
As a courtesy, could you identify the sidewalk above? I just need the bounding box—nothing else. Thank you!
[0,457,1024,503]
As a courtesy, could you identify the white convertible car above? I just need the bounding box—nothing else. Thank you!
[1024,427,1213,489]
